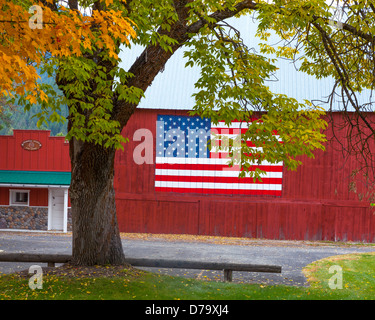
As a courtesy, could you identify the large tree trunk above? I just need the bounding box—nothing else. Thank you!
[68,137,125,266]
[61,0,255,267]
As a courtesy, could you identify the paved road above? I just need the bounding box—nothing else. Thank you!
[1,231,375,286]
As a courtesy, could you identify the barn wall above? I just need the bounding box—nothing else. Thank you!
[115,109,375,242]
[0,187,48,206]
[0,130,70,172]
[1,112,373,241]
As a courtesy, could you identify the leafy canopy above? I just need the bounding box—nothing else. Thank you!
[255,0,375,176]
[0,0,135,142]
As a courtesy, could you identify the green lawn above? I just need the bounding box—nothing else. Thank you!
[1,252,375,300]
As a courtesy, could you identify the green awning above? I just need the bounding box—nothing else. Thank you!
[0,170,71,186]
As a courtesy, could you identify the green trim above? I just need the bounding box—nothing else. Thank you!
[0,170,71,186]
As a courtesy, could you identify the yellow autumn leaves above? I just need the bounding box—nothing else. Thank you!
[0,0,136,104]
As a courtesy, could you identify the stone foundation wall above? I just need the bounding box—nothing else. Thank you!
[0,206,72,231]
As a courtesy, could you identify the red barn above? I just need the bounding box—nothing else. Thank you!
[115,109,375,242]
[0,111,374,243]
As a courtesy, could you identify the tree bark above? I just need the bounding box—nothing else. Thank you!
[68,137,125,266]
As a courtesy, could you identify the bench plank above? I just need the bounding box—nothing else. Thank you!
[0,253,282,282]
[0,253,71,263]
[125,258,282,273]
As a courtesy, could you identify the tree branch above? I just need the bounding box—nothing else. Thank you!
[114,0,258,127]
[187,0,257,34]
[312,21,375,135]
[68,0,78,11]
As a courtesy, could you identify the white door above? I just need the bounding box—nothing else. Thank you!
[48,188,68,231]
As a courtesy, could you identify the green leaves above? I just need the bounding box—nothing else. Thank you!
[53,53,139,149]
[183,12,327,178]
[124,0,179,51]
[235,96,327,179]
[257,0,375,97]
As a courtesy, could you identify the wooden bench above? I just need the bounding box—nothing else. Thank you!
[126,258,282,282]
[0,253,282,282]
[0,253,71,268]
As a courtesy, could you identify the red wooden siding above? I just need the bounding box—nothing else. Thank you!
[116,198,199,235]
[115,109,375,242]
[1,112,374,241]
[0,130,70,172]
[0,187,48,206]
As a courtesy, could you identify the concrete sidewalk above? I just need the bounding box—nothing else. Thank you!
[1,231,375,286]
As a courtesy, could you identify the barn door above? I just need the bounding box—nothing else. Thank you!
[48,188,68,232]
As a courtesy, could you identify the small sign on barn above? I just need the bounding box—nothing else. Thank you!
[21,139,42,151]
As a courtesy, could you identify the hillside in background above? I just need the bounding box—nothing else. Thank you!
[0,71,68,136]
[0,102,68,136]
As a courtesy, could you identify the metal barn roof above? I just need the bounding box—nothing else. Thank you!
[119,15,372,111]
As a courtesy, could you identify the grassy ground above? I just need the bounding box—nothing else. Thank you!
[1,252,375,300]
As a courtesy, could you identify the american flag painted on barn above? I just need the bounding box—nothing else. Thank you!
[155,115,283,196]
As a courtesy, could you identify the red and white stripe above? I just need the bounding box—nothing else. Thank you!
[155,120,283,196]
